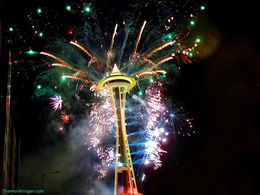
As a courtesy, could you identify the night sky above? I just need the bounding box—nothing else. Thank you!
[1,0,260,194]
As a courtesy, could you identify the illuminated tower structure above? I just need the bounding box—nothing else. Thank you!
[98,65,142,195]
[1,51,19,191]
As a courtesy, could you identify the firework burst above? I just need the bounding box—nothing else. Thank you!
[61,114,70,123]
[8,0,207,186]
[50,95,63,111]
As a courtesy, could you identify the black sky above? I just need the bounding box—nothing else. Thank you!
[1,0,260,194]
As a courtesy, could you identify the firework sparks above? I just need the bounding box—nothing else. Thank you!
[38,18,200,88]
[144,82,167,169]
[168,107,196,137]
[86,90,115,178]
[49,95,63,111]
[61,114,70,123]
